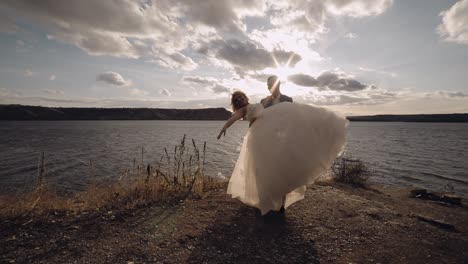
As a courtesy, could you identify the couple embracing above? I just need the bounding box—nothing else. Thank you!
[217,76,348,215]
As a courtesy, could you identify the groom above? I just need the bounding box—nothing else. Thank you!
[260,75,293,108]
[260,75,292,215]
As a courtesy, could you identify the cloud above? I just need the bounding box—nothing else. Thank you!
[1,0,393,75]
[0,0,201,69]
[207,39,302,73]
[242,72,272,82]
[95,72,144,96]
[0,88,22,97]
[0,0,264,71]
[344,32,358,39]
[2,1,172,35]
[183,76,219,85]
[306,94,369,106]
[436,90,468,98]
[359,66,396,77]
[267,0,393,34]
[212,84,231,94]
[47,31,140,58]
[298,88,399,106]
[96,71,131,86]
[183,75,232,94]
[15,39,32,53]
[288,71,370,91]
[0,14,18,33]
[438,0,468,44]
[159,88,171,96]
[49,74,56,81]
[129,88,149,96]
[2,1,169,57]
[148,52,198,71]
[317,72,368,91]
[43,89,64,95]
[326,0,394,17]
[287,74,319,87]
[24,69,35,77]
[178,0,265,34]
[271,49,302,66]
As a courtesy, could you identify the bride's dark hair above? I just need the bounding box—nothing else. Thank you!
[231,91,249,111]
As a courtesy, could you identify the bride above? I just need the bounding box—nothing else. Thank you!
[217,90,348,215]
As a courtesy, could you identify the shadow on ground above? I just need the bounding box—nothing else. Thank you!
[187,206,319,263]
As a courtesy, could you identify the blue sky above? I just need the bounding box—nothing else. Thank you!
[0,0,467,115]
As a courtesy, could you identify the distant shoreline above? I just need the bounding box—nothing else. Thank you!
[1,104,468,122]
[347,114,468,123]
[0,104,232,121]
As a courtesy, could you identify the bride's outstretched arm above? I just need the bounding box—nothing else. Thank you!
[217,107,246,139]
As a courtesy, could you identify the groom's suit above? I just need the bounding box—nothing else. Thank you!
[260,94,293,108]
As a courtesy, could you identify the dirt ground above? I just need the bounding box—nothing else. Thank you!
[1,183,467,264]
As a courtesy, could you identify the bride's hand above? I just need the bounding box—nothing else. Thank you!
[217,128,226,140]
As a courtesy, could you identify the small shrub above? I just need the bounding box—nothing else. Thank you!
[331,156,370,187]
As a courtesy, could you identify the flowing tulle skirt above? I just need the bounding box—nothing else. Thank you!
[227,102,348,215]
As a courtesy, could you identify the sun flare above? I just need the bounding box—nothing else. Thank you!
[262,52,299,82]
[266,65,296,82]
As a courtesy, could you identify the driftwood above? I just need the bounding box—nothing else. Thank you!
[409,189,462,206]
[411,213,457,232]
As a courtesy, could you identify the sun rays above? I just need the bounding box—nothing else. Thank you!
[267,51,299,82]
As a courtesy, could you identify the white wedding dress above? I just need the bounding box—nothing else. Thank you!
[227,102,348,215]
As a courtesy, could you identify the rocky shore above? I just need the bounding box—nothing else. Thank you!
[1,182,467,264]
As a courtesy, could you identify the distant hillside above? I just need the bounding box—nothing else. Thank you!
[347,114,468,123]
[0,105,232,120]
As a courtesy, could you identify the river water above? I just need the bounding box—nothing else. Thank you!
[0,121,467,194]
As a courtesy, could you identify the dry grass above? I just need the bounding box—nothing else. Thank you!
[0,135,224,219]
[331,155,370,187]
